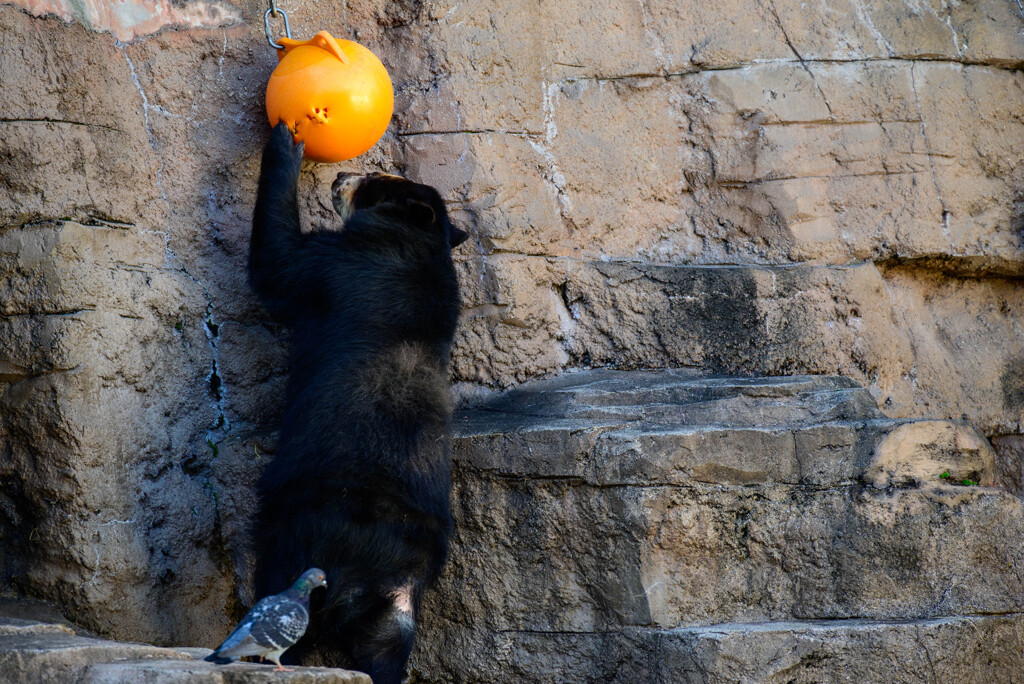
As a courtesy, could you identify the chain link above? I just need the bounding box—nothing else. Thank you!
[264,0,291,49]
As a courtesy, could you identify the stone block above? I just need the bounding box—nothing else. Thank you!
[82,660,370,684]
[411,614,1024,683]
[0,608,370,683]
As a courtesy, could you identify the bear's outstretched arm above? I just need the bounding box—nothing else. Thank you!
[249,122,308,316]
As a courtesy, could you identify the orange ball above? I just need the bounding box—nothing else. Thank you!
[266,31,394,163]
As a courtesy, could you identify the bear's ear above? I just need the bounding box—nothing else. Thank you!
[405,198,436,226]
[449,226,469,247]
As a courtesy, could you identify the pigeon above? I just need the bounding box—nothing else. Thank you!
[205,567,327,671]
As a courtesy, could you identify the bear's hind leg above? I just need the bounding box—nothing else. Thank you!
[349,584,417,684]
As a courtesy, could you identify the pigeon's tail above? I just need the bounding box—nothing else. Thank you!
[204,652,234,665]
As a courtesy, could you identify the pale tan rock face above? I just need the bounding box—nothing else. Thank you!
[0,0,1022,663]
[397,4,1024,434]
[15,0,240,41]
[864,420,999,489]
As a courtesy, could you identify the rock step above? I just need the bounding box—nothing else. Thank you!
[411,370,1023,681]
[0,609,369,683]
[434,478,1023,631]
[458,369,880,429]
[437,371,1016,632]
[81,661,368,683]
[453,369,995,489]
[411,614,1024,684]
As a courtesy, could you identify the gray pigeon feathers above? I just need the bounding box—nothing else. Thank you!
[205,568,327,671]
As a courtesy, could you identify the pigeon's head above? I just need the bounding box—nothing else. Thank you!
[293,568,328,596]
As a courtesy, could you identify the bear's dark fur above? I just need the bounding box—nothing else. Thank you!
[249,123,467,683]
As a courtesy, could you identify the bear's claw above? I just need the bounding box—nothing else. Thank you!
[268,121,305,169]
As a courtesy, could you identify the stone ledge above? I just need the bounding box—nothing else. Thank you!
[0,610,370,683]
[452,369,999,489]
[454,369,878,429]
[81,661,370,684]
[410,613,1024,684]
[668,614,1024,684]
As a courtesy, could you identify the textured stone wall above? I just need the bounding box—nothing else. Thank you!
[0,0,1021,648]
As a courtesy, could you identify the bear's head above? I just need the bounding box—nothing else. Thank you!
[331,171,468,249]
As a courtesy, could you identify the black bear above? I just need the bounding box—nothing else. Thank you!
[249,122,467,683]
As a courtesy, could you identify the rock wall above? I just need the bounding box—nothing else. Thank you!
[0,0,1022,650]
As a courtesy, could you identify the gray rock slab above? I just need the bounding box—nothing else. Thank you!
[665,615,1024,683]
[0,613,370,683]
[452,370,902,488]
[455,418,894,487]
[411,614,1024,683]
[452,369,1000,489]
[82,661,371,683]
[455,369,879,429]
[0,631,194,682]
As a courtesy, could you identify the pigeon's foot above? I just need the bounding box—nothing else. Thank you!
[269,656,293,672]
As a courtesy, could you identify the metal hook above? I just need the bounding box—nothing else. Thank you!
[264,6,291,50]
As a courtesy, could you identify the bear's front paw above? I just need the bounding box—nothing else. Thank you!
[267,121,305,169]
